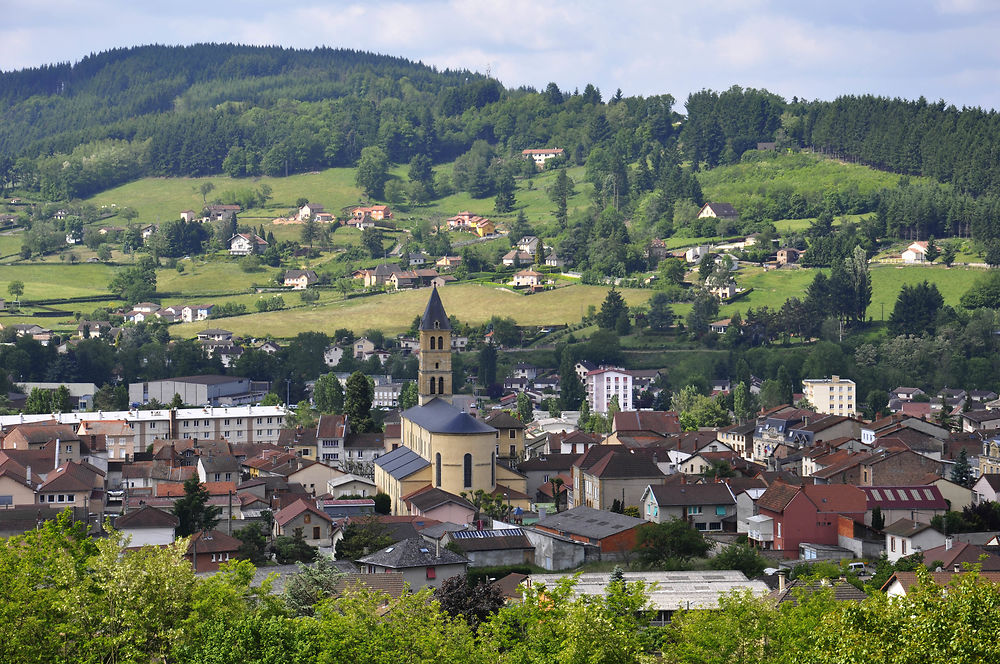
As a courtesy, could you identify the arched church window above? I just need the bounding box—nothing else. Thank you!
[435,453,442,487]
[430,379,436,394]
[438,336,444,349]
[438,376,444,394]
[430,336,436,349]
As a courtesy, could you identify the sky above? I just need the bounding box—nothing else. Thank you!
[4,0,1000,110]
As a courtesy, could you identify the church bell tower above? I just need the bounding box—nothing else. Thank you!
[418,287,452,405]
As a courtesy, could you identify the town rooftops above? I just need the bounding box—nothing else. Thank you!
[860,485,947,510]
[275,498,334,527]
[771,579,868,605]
[646,483,735,507]
[883,518,941,538]
[449,528,533,552]
[115,505,179,529]
[356,536,468,568]
[404,486,474,513]
[613,410,681,435]
[402,398,495,435]
[533,505,645,540]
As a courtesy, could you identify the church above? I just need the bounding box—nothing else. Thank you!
[374,288,530,515]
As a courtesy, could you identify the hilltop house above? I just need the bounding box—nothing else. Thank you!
[229,233,268,256]
[284,269,318,289]
[521,148,564,168]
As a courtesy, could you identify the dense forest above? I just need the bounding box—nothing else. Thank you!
[5,44,1000,248]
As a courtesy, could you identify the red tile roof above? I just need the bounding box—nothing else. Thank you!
[274,497,333,527]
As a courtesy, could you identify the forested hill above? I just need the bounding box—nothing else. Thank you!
[4,43,1000,222]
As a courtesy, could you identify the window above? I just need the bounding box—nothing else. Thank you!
[464,453,472,488]
[435,453,442,487]
[510,445,516,457]
[687,506,703,515]
[716,506,727,516]
[211,554,217,562]
[902,540,907,554]
[491,452,496,486]
[509,429,516,439]
[438,377,444,394]
[430,379,436,394]
[65,445,72,454]
[891,537,896,552]
[426,566,436,580]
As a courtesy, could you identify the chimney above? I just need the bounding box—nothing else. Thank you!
[777,570,786,592]
[26,465,31,484]
[54,437,60,468]
[945,537,953,551]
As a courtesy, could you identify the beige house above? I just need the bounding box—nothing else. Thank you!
[283,269,318,289]
[802,375,857,417]
[273,497,334,547]
[0,460,38,506]
[512,269,543,288]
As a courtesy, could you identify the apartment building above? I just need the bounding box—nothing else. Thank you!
[802,375,856,417]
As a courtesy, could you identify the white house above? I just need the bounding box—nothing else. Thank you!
[229,233,268,256]
[884,518,945,563]
[521,148,564,168]
[512,269,543,288]
[685,245,711,263]
[902,241,929,263]
[323,345,344,367]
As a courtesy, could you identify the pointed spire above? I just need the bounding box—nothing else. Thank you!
[420,286,451,331]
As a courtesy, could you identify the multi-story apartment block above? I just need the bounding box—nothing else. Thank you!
[802,375,856,417]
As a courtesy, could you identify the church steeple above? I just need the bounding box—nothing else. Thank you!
[418,287,452,405]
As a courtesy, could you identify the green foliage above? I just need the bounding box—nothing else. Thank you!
[272,528,317,565]
[597,287,628,330]
[344,371,374,432]
[234,522,268,565]
[355,146,390,199]
[434,574,506,630]
[172,476,222,537]
[951,448,974,488]
[283,557,343,617]
[373,492,391,515]
[335,515,393,561]
[960,269,1000,309]
[709,540,768,578]
[108,255,157,303]
[313,372,344,414]
[635,519,711,568]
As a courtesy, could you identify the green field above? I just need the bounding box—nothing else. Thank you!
[171,283,653,338]
[82,162,589,234]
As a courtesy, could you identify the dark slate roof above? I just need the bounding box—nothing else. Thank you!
[356,536,468,569]
[450,528,534,552]
[333,572,407,599]
[517,453,578,472]
[772,579,868,605]
[406,487,474,513]
[419,287,451,331]
[533,505,644,540]
[648,483,735,507]
[883,518,940,538]
[484,411,526,430]
[373,445,430,480]
[115,505,179,529]
[402,398,496,435]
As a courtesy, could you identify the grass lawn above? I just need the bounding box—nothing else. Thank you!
[0,230,25,260]
[696,263,986,322]
[156,259,282,295]
[171,283,652,338]
[0,263,116,300]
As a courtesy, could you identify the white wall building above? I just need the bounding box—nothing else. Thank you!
[585,368,633,414]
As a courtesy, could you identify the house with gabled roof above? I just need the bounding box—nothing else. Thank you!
[356,536,468,589]
[283,269,318,289]
[274,497,335,547]
[884,518,945,562]
[640,482,735,530]
[697,202,739,220]
[228,233,267,256]
[752,481,866,557]
[186,529,242,573]
[443,528,535,567]
[571,446,664,511]
[402,485,476,523]
[115,505,179,547]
